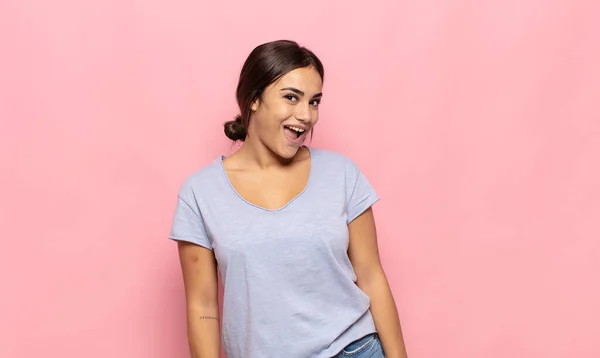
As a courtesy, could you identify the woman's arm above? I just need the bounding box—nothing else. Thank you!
[177,241,221,358]
[348,208,408,358]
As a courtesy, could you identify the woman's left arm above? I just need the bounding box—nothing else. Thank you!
[348,207,408,358]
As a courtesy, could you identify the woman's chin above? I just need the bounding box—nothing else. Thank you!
[274,143,302,160]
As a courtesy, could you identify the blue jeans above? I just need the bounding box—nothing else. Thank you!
[333,333,385,357]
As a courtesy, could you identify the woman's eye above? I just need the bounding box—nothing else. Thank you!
[310,99,321,107]
[284,94,297,101]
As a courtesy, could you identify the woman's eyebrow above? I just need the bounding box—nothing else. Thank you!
[280,87,304,95]
[280,87,323,98]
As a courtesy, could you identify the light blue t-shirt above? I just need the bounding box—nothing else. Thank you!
[169,147,380,358]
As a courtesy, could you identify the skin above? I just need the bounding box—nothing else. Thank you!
[177,66,408,357]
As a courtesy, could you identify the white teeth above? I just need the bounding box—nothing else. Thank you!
[287,126,305,133]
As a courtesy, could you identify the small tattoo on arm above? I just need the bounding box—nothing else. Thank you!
[199,315,219,320]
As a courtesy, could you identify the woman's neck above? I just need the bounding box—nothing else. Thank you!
[235,139,302,170]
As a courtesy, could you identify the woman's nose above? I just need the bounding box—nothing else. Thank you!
[294,102,312,122]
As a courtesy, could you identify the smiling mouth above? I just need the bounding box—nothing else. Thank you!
[283,125,306,138]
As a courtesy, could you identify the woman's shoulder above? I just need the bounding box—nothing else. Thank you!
[309,146,351,163]
[176,157,223,197]
[309,146,359,170]
[308,146,369,186]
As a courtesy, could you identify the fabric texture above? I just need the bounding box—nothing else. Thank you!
[169,147,380,358]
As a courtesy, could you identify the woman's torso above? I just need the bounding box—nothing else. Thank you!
[175,147,379,358]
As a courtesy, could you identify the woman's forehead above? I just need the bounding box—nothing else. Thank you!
[269,67,322,93]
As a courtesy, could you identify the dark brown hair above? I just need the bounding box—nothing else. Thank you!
[224,40,325,141]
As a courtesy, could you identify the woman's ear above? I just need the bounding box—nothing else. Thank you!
[251,89,263,111]
[251,97,259,111]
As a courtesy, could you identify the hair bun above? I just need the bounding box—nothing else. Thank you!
[224,115,247,141]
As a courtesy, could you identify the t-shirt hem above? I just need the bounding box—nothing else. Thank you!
[347,195,380,224]
[168,235,214,251]
[323,323,378,357]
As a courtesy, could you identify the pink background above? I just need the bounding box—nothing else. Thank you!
[1,1,599,357]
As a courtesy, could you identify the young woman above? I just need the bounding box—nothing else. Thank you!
[169,40,408,358]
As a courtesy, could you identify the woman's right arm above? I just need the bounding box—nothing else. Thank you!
[177,241,221,358]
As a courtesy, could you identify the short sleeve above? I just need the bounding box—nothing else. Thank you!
[168,183,213,250]
[345,157,380,224]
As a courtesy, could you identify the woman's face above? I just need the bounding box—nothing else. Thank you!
[248,66,323,159]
